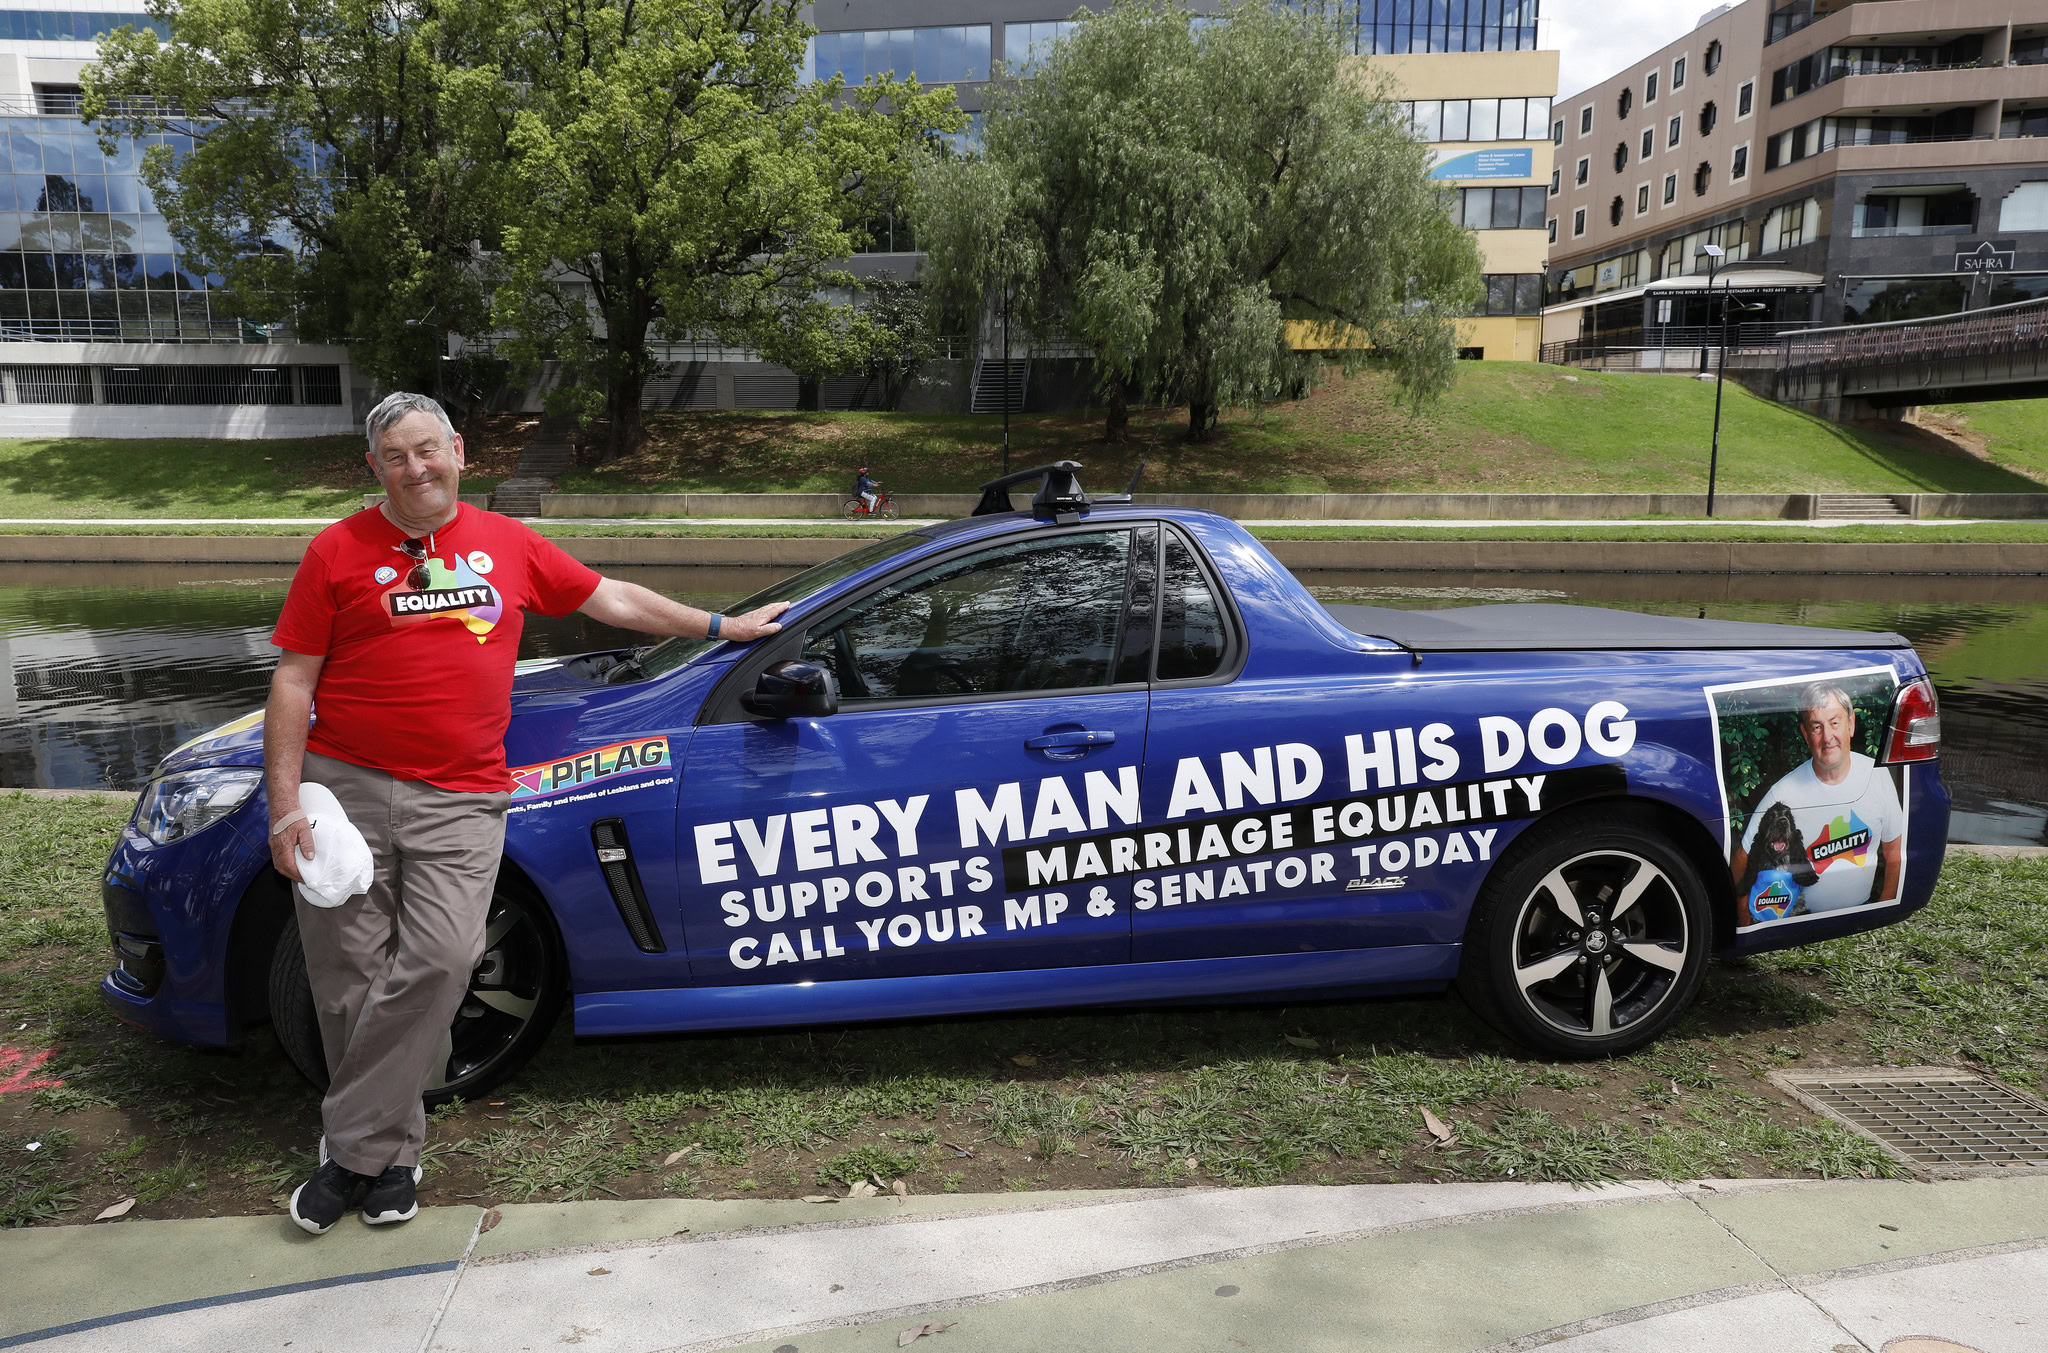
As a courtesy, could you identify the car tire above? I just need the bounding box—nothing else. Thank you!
[1457,808,1712,1059]
[267,876,568,1107]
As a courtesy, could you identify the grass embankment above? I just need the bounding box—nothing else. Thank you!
[1,365,2045,521]
[4,792,2042,1226]
[528,364,2048,497]
[5,520,2048,545]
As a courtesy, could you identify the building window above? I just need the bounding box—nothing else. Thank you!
[1737,81,1755,118]
[1610,196,1624,226]
[1700,102,1718,137]
[2000,182,2048,232]
[1614,142,1628,172]
[1705,41,1722,76]
[1001,20,1079,74]
[1550,167,1561,196]
[1852,189,1977,238]
[1663,174,1677,205]
[1668,115,1682,148]
[1641,127,1654,160]
[810,25,991,84]
[1637,183,1651,214]
[1576,156,1590,186]
[1766,200,1809,252]
[1547,217,1558,244]
[1732,144,1749,180]
[1694,161,1712,196]
[1475,274,1547,316]
[2001,108,2048,140]
[1673,57,1687,91]
[1618,251,1641,288]
[1618,88,1633,119]
[1401,96,1551,144]
[1357,3,1541,55]
[0,11,170,41]
[1573,208,1587,237]
[1646,71,1659,104]
[1580,104,1594,135]
[1456,187,1549,231]
[1552,118,1564,145]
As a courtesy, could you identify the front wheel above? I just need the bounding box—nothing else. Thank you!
[268,875,567,1106]
[1457,810,1711,1059]
[877,498,899,520]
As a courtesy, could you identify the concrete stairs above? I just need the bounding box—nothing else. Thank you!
[1812,493,1911,521]
[970,358,1029,414]
[490,415,578,518]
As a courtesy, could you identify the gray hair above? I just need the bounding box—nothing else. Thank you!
[1797,681,1855,723]
[365,392,454,456]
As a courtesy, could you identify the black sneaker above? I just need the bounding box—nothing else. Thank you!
[290,1159,368,1236]
[360,1164,420,1226]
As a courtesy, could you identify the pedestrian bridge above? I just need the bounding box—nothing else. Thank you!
[1770,294,2048,419]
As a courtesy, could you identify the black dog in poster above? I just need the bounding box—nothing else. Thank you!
[1739,801,1822,923]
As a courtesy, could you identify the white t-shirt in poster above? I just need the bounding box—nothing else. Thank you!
[1741,753,1904,913]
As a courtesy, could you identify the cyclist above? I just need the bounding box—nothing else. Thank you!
[852,465,879,514]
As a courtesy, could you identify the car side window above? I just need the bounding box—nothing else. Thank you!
[1157,531,1227,680]
[801,530,1134,702]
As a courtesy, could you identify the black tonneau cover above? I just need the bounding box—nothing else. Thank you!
[1324,603,1909,653]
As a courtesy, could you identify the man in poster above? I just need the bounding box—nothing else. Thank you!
[1730,680,1904,917]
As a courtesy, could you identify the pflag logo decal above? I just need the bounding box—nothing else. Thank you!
[510,736,671,801]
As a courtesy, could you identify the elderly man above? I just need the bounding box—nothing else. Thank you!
[267,392,787,1235]
[1729,680,1904,920]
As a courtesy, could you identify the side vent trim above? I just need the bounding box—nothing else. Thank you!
[590,818,666,953]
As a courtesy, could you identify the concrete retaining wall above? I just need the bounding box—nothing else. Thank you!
[9,534,2047,574]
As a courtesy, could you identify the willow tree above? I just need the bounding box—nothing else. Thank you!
[83,0,510,391]
[491,0,961,460]
[915,0,1481,442]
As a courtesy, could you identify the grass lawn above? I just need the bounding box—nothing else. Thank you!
[0,432,517,520]
[4,792,2042,1226]
[6,520,2048,545]
[2,366,2042,521]
[530,364,2048,498]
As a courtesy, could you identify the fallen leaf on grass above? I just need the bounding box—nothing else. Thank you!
[1183,1156,1199,1172]
[891,1180,908,1199]
[479,1208,503,1234]
[898,1320,957,1347]
[1011,1053,1039,1067]
[663,1145,698,1167]
[1421,1108,1458,1147]
[1283,1033,1318,1049]
[95,1198,135,1221]
[943,1142,974,1158]
[587,1267,610,1277]
[800,1195,840,1204]
[846,1181,879,1199]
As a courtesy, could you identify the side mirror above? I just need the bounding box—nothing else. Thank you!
[741,660,839,720]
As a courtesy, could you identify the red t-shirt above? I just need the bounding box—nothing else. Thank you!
[271,503,602,792]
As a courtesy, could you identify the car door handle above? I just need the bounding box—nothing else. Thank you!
[1026,730,1117,757]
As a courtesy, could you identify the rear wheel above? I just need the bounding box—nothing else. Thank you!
[268,876,566,1106]
[1457,809,1711,1059]
[841,498,864,519]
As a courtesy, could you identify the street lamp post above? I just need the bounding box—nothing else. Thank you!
[1699,244,1727,518]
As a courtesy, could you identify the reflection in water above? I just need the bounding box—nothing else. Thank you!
[4,563,2046,846]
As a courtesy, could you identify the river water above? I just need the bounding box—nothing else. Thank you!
[3,563,2043,846]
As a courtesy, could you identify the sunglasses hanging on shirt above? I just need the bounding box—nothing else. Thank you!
[393,533,436,591]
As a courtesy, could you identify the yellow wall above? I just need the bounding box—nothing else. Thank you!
[1298,49,1559,362]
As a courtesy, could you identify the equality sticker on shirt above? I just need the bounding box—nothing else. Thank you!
[383,552,503,643]
[509,736,671,805]
[1702,665,1910,932]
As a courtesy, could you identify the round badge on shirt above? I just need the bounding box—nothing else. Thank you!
[468,550,495,575]
[374,565,398,584]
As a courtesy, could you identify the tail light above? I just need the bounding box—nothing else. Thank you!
[1883,676,1940,763]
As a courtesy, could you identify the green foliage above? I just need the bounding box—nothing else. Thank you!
[1713,675,1893,835]
[83,0,508,390]
[815,1144,923,1188]
[489,0,961,458]
[913,0,1480,441]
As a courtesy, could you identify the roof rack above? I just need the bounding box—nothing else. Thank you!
[972,460,1093,523]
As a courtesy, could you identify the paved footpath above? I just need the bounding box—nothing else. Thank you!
[3,1176,2044,1352]
[0,517,2000,529]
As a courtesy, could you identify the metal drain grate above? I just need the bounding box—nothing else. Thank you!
[1773,1068,2048,1177]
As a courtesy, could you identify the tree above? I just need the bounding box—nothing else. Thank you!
[489,0,961,461]
[83,0,509,392]
[913,0,1482,442]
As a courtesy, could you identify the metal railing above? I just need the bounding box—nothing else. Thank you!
[1778,294,2048,379]
[0,362,342,405]
[1542,322,1816,368]
[0,317,267,344]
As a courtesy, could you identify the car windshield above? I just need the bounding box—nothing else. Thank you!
[626,533,931,681]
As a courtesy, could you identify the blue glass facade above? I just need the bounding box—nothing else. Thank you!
[0,10,167,42]
[1289,1,1541,55]
[809,25,991,86]
[0,117,256,341]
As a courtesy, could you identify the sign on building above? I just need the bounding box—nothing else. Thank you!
[1954,240,2018,273]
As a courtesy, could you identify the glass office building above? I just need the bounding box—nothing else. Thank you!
[1288,0,1542,55]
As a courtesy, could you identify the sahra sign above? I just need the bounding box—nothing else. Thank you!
[1430,148,1535,181]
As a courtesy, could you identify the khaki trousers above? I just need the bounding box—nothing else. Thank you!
[296,751,509,1177]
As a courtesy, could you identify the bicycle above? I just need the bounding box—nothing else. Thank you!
[842,486,898,520]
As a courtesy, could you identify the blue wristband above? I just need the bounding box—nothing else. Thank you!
[708,613,722,639]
